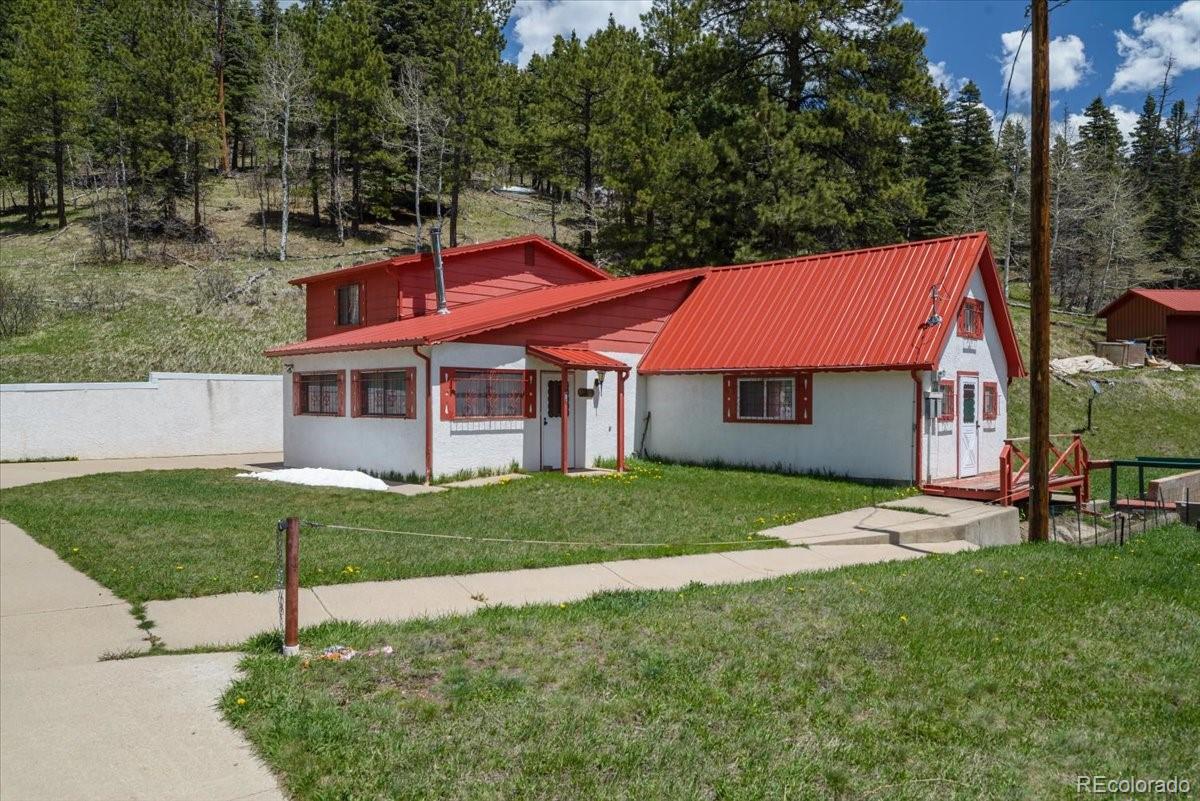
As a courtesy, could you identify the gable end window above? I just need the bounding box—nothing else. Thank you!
[937,379,955,422]
[982,381,998,421]
[958,298,984,340]
[722,373,812,424]
[337,283,363,326]
[352,368,416,418]
[440,368,537,420]
[292,371,344,416]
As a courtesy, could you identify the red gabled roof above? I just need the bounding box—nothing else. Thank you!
[638,233,1025,377]
[287,235,610,285]
[266,269,707,357]
[1096,288,1200,317]
[527,345,629,371]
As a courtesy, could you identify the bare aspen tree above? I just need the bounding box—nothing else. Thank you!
[385,62,449,251]
[257,32,312,261]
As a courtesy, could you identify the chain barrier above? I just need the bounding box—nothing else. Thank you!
[275,519,287,634]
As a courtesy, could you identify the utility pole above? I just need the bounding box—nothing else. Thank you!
[1028,0,1051,542]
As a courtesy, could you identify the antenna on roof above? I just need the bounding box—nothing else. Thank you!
[925,284,942,327]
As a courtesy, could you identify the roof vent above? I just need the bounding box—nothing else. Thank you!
[430,226,450,315]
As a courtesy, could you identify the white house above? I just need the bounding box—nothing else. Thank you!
[267,232,1025,487]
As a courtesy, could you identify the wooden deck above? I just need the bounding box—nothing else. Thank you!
[923,470,1086,504]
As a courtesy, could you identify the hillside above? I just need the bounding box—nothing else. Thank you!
[1,200,1196,464]
[0,177,584,383]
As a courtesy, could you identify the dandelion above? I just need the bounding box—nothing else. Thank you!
[755,517,765,524]
[785,586,794,593]
[71,547,80,553]
[252,574,260,579]
[973,568,984,575]
[558,602,567,609]
[899,615,909,624]
[1017,575,1026,582]
[991,636,1000,643]
[175,565,184,571]
[236,697,247,706]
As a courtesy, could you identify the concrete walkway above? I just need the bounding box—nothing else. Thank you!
[0,520,282,801]
[146,539,978,650]
[0,452,284,489]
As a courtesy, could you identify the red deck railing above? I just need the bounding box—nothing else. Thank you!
[998,434,1089,506]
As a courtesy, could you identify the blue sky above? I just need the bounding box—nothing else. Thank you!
[502,0,1200,140]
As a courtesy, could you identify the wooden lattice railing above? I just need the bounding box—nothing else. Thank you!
[999,434,1090,506]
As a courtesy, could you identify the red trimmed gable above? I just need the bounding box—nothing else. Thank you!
[297,236,608,340]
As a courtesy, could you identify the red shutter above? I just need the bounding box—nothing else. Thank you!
[974,300,985,338]
[358,282,367,325]
[350,370,362,417]
[983,381,998,420]
[722,375,737,422]
[440,368,455,420]
[336,371,346,416]
[795,372,813,424]
[523,370,537,418]
[292,372,302,416]
[405,367,417,418]
[938,380,955,422]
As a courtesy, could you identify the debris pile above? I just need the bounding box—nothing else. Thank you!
[318,644,394,662]
[1050,355,1122,376]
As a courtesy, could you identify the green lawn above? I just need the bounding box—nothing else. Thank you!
[222,524,1200,801]
[0,461,913,602]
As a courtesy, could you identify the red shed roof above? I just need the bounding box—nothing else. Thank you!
[1096,288,1200,317]
[287,235,609,285]
[638,232,1025,377]
[527,346,629,371]
[267,269,706,356]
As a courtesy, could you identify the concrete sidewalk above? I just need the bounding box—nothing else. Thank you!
[0,520,282,801]
[146,539,978,650]
[0,452,284,489]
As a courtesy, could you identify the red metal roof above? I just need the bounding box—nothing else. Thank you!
[266,269,707,357]
[526,346,629,370]
[287,235,610,285]
[1096,288,1200,317]
[638,233,1025,377]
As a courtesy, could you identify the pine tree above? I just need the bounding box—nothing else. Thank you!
[1152,99,1195,258]
[0,0,90,228]
[995,119,1030,294]
[950,81,996,185]
[908,86,960,237]
[1129,94,1164,183]
[1074,96,1124,173]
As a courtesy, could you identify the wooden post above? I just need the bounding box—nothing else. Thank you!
[560,366,569,475]
[1028,0,1051,542]
[616,370,626,472]
[283,517,300,656]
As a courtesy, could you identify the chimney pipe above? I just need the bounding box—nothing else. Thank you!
[430,225,449,315]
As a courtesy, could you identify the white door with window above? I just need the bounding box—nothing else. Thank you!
[958,376,980,478]
[540,372,573,469]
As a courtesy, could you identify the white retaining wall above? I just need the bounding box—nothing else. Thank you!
[0,372,282,460]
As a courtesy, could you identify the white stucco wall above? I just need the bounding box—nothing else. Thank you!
[923,267,1010,481]
[642,371,917,482]
[0,372,282,461]
[280,344,639,479]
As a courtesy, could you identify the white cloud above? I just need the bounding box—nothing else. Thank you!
[1109,0,1200,94]
[510,0,653,68]
[999,30,1090,99]
[927,60,954,90]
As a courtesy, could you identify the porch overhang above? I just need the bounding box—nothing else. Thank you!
[526,345,629,373]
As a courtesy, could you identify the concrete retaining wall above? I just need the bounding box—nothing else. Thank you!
[1149,469,1200,504]
[0,373,282,460]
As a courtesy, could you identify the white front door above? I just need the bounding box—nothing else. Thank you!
[540,372,573,469]
[958,376,980,478]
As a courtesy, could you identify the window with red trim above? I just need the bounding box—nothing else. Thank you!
[292,371,344,416]
[937,379,955,422]
[440,368,536,420]
[958,298,984,339]
[982,381,998,421]
[722,372,812,424]
[336,283,363,326]
[351,368,416,418]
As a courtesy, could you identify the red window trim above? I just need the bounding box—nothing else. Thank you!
[351,367,417,419]
[982,381,998,421]
[722,371,812,425]
[440,367,537,421]
[335,282,367,328]
[292,370,345,417]
[937,379,955,422]
[958,297,984,340]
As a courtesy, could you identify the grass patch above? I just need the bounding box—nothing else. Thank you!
[0,459,912,602]
[222,525,1200,800]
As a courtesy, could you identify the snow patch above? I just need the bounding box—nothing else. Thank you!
[236,467,389,491]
